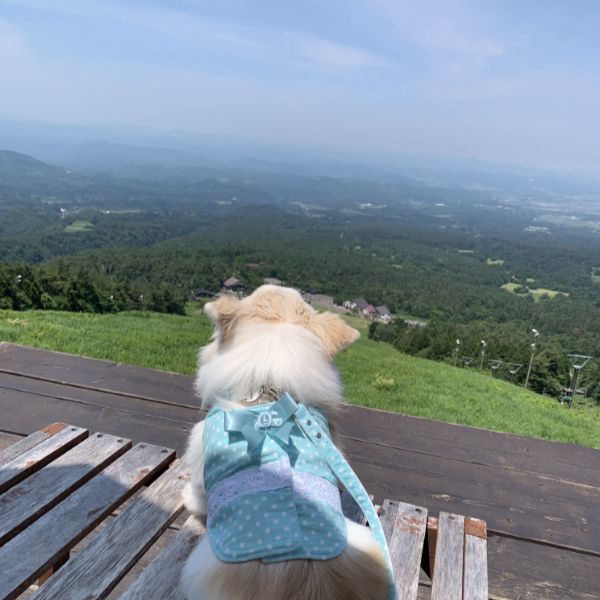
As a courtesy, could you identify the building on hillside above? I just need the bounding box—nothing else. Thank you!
[263,277,283,286]
[375,305,393,323]
[222,277,246,293]
[303,293,336,309]
[191,288,217,300]
[344,297,369,312]
[245,262,261,269]
[362,304,377,319]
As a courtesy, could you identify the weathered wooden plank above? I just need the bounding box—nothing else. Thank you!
[382,500,428,600]
[105,527,180,598]
[33,461,187,600]
[0,432,130,545]
[430,512,464,600]
[463,518,488,600]
[0,430,50,467]
[0,442,175,600]
[487,534,600,599]
[0,424,88,493]
[379,497,400,542]
[337,405,600,485]
[119,515,205,600]
[0,342,197,407]
[0,388,194,455]
[344,450,600,556]
[416,585,431,600]
[463,537,487,599]
[0,371,200,424]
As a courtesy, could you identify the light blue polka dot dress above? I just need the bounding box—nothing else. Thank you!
[203,403,347,563]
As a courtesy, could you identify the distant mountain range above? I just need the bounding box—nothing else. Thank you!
[1,117,600,195]
[41,140,221,171]
[0,150,68,178]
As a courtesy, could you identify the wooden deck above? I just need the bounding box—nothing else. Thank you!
[1,342,599,599]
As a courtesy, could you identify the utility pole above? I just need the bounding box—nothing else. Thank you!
[524,328,540,390]
[454,339,460,367]
[479,340,487,370]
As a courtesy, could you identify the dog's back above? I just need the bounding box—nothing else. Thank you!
[181,519,389,600]
[181,286,389,600]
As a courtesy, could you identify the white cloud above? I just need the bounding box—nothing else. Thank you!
[0,0,387,70]
[0,18,33,65]
[360,0,506,68]
[289,35,388,68]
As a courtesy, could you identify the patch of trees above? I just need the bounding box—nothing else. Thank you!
[0,262,185,314]
[3,168,600,402]
[369,318,579,400]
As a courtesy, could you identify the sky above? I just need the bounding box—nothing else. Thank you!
[0,0,599,174]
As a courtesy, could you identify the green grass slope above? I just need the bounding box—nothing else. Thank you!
[0,309,211,374]
[1,308,598,448]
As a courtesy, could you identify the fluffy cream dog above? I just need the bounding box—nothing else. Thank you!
[181,285,388,600]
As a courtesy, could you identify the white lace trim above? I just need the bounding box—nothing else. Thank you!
[207,458,292,523]
[207,458,340,524]
[293,469,341,512]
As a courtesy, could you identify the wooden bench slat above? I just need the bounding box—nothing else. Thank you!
[0,442,175,600]
[0,432,130,546]
[463,518,488,600]
[33,461,187,600]
[430,512,464,600]
[381,500,428,600]
[0,424,88,493]
[380,496,400,542]
[119,515,205,600]
[0,427,55,467]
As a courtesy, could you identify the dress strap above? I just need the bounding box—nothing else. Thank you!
[293,401,397,600]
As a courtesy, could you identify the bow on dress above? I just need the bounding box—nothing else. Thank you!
[224,392,300,453]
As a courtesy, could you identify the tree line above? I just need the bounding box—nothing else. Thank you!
[368,318,600,402]
[0,262,186,314]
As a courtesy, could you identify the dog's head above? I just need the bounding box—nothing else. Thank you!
[196,285,359,408]
[204,285,359,357]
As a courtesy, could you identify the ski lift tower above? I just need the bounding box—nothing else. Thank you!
[479,340,487,370]
[454,339,460,367]
[488,359,503,377]
[562,354,592,408]
[524,329,540,390]
[460,356,474,367]
[507,363,523,382]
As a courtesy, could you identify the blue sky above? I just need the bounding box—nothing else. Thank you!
[1,0,599,173]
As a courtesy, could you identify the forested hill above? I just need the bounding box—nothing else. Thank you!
[2,153,600,401]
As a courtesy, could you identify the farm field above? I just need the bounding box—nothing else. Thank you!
[500,282,569,301]
[63,220,94,233]
[1,307,598,448]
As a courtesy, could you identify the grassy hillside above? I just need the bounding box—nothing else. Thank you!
[1,308,599,448]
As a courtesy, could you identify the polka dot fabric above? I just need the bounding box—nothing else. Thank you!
[203,404,347,563]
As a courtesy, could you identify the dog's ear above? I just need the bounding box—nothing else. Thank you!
[310,312,360,357]
[204,294,240,340]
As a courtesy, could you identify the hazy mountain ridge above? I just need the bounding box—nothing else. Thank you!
[2,119,600,198]
[0,150,67,178]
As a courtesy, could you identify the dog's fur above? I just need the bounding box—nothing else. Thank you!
[181,285,388,600]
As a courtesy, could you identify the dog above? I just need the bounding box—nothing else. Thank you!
[181,285,389,600]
